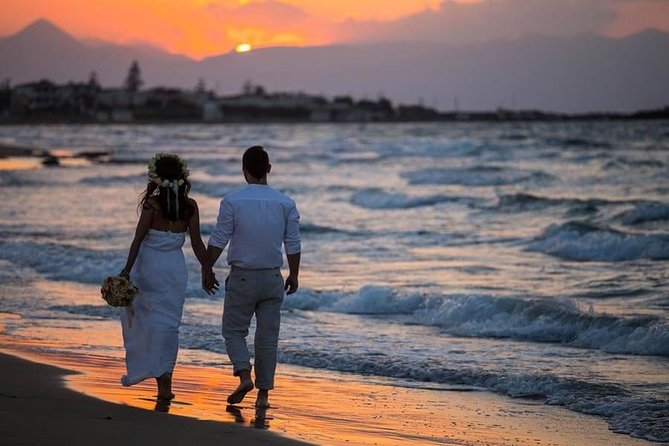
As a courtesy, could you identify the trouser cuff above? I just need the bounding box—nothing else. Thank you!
[255,381,274,390]
[232,363,251,376]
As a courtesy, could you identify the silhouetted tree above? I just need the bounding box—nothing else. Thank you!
[124,60,143,92]
[242,79,254,95]
[86,71,102,94]
[195,77,206,94]
[241,80,266,96]
[88,71,100,91]
[0,78,11,112]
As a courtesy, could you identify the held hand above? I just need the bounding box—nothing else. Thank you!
[202,268,220,295]
[284,275,299,295]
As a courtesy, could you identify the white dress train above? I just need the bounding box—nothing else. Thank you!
[120,229,187,386]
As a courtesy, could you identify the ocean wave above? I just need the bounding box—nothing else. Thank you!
[404,166,554,187]
[330,151,385,163]
[619,203,669,225]
[0,171,49,187]
[300,222,352,235]
[0,240,229,299]
[495,193,650,219]
[284,287,669,357]
[497,192,562,210]
[496,193,619,213]
[0,224,56,239]
[104,157,149,165]
[545,137,612,149]
[0,241,125,284]
[351,188,478,210]
[277,346,668,442]
[204,221,352,237]
[526,221,669,261]
[284,286,424,314]
[79,174,146,186]
[190,180,240,198]
[603,156,664,170]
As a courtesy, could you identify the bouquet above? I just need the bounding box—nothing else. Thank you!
[101,275,138,307]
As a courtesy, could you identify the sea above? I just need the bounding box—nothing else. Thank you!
[0,121,668,442]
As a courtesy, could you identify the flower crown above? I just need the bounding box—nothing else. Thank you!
[148,153,189,187]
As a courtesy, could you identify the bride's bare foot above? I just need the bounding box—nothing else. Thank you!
[156,373,173,401]
[255,389,270,408]
[227,379,254,404]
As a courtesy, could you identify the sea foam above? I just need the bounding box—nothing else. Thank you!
[284,287,669,357]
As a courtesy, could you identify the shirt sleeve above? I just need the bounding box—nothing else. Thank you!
[208,198,234,250]
[283,200,301,255]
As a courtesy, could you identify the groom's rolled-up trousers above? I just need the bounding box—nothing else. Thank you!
[222,265,284,390]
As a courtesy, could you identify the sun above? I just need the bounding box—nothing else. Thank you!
[235,43,253,53]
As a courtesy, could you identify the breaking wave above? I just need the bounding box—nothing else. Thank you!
[351,188,478,209]
[619,203,669,225]
[404,166,554,187]
[526,221,669,261]
[284,286,669,357]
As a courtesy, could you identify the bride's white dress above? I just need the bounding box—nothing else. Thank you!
[120,229,187,386]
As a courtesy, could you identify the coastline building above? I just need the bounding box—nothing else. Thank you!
[2,76,663,123]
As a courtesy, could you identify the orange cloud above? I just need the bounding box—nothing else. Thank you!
[206,1,332,50]
[602,0,669,37]
[0,0,442,58]
[0,0,667,59]
[279,0,441,21]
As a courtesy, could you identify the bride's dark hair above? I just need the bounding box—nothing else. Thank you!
[139,154,194,221]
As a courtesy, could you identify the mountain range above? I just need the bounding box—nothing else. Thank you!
[1,19,668,113]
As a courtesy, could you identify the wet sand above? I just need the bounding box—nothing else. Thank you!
[0,351,307,446]
[0,340,653,446]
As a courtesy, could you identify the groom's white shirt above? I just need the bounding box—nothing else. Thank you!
[209,184,301,269]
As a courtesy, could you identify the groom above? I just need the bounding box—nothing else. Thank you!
[203,145,301,408]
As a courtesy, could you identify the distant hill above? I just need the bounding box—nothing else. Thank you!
[1,19,668,113]
[0,19,191,87]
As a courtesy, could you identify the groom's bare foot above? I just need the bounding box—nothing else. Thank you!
[227,379,254,404]
[255,389,270,408]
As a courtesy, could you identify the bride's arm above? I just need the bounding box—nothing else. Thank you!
[121,204,154,277]
[188,199,209,268]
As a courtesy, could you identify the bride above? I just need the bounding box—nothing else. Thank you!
[119,153,208,400]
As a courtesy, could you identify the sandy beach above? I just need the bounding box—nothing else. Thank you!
[1,339,654,446]
[0,351,307,446]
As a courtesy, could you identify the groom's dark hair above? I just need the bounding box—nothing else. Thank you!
[243,145,270,179]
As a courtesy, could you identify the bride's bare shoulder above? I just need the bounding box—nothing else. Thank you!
[143,196,160,211]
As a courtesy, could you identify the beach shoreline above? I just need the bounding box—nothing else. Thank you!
[0,350,309,446]
[0,341,656,446]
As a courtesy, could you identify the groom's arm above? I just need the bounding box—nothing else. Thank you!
[284,253,300,294]
[207,198,233,260]
[283,200,301,294]
[203,199,233,293]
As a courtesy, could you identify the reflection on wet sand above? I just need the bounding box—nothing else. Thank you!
[251,407,271,429]
[225,405,246,424]
[154,399,171,413]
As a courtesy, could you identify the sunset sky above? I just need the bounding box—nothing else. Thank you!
[1,0,669,59]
